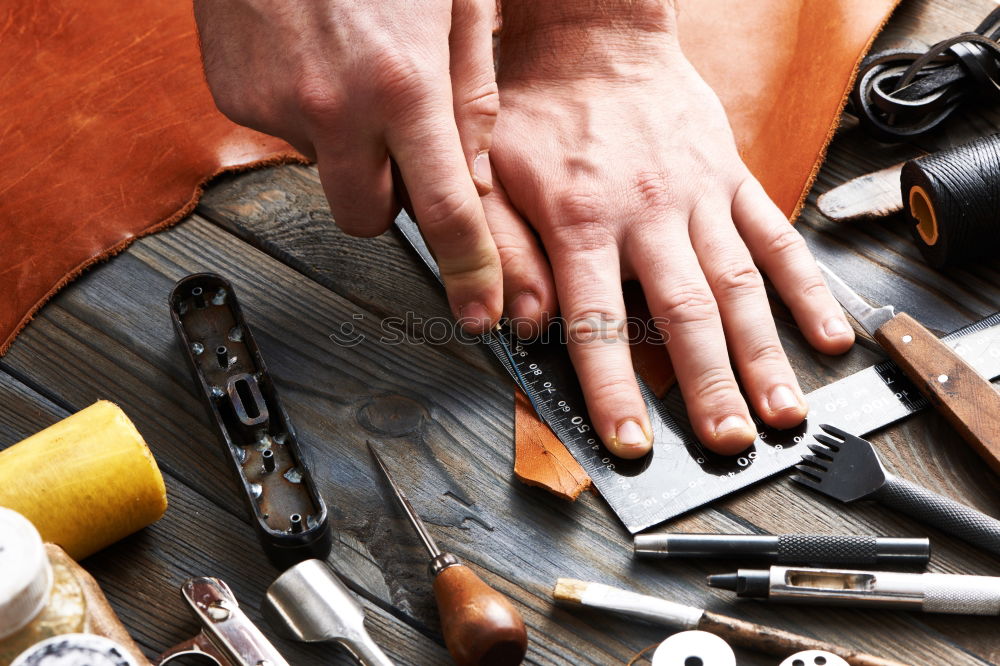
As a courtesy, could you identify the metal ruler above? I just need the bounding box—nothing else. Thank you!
[395,212,1000,533]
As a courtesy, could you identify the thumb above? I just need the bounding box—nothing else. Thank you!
[450,0,500,196]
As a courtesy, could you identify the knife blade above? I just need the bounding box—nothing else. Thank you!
[817,261,1000,475]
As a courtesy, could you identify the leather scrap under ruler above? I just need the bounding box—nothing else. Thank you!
[396,212,1000,533]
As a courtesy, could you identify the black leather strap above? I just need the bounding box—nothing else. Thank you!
[852,7,1000,141]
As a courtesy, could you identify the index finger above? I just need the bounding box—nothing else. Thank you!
[387,92,502,333]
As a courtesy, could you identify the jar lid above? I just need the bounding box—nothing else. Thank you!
[0,507,52,640]
[10,634,140,666]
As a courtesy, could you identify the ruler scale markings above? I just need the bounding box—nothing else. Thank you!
[395,213,1000,533]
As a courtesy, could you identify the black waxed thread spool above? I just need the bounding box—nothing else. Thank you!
[901,133,1000,268]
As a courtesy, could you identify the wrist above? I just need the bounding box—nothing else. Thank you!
[497,0,680,83]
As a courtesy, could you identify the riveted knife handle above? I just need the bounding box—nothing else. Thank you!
[874,312,1000,475]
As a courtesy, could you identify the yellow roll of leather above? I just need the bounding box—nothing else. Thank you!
[0,401,167,560]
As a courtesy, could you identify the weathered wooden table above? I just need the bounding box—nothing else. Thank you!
[2,1,999,663]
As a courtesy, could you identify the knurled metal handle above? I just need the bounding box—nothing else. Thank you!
[922,574,1000,615]
[776,534,878,564]
[877,476,1000,556]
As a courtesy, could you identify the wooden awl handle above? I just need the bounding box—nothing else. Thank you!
[433,564,528,666]
[875,312,1000,474]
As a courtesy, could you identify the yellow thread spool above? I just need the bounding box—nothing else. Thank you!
[0,401,167,560]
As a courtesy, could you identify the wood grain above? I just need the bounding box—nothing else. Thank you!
[1,1,999,664]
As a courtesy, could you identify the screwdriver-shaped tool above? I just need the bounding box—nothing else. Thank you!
[367,442,528,666]
[817,262,1000,474]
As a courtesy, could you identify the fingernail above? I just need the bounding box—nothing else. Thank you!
[767,384,800,414]
[458,301,491,332]
[473,151,493,195]
[510,291,541,337]
[612,419,651,457]
[715,414,751,439]
[824,316,851,338]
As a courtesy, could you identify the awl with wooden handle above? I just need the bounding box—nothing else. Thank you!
[817,262,1000,473]
[368,442,528,666]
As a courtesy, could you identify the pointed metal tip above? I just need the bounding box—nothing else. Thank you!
[819,424,850,438]
[793,464,823,482]
[814,433,842,450]
[807,443,834,458]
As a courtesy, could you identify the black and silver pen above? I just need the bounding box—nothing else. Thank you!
[707,566,1000,615]
[634,533,929,567]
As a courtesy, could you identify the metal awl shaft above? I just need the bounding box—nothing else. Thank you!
[367,442,441,559]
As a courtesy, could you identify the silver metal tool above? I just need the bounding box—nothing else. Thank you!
[792,425,1000,555]
[158,577,289,666]
[633,532,930,567]
[708,565,1000,615]
[263,559,394,666]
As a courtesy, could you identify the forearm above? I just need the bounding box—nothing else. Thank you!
[497,0,680,82]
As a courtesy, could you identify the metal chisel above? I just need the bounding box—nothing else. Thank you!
[817,262,1000,474]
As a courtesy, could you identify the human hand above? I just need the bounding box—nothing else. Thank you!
[194,0,503,331]
[487,2,856,457]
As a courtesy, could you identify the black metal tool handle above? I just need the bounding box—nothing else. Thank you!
[877,475,1000,556]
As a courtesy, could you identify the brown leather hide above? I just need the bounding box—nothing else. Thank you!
[0,1,302,354]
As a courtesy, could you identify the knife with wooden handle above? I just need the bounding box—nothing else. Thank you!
[817,262,1000,475]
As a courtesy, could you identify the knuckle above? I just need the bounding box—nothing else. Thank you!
[373,53,433,105]
[690,366,740,403]
[712,263,763,297]
[763,224,807,257]
[584,374,637,402]
[458,80,500,123]
[656,284,718,325]
[554,190,604,231]
[567,308,627,343]
[631,171,677,213]
[801,276,830,299]
[745,338,786,366]
[293,75,342,125]
[420,189,479,234]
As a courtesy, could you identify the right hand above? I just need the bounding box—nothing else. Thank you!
[194,0,504,332]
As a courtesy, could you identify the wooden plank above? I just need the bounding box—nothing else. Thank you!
[4,216,996,664]
[0,371,449,665]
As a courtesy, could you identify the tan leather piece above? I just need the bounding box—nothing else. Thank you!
[0,0,304,354]
[513,0,902,498]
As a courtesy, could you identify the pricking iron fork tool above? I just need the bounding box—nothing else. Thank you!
[170,273,331,568]
[817,261,1000,474]
[793,424,1000,555]
[158,577,289,666]
[263,559,394,666]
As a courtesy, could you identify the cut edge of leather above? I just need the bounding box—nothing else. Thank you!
[787,0,905,224]
[0,151,310,357]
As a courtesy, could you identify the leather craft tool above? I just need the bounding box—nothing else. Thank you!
[708,565,1000,615]
[368,443,528,666]
[817,135,1000,266]
[158,578,289,666]
[793,425,1000,555]
[817,263,1000,474]
[851,6,1000,141]
[170,273,331,568]
[398,208,1000,532]
[263,559,393,666]
[649,631,735,666]
[633,532,929,567]
[551,578,903,666]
